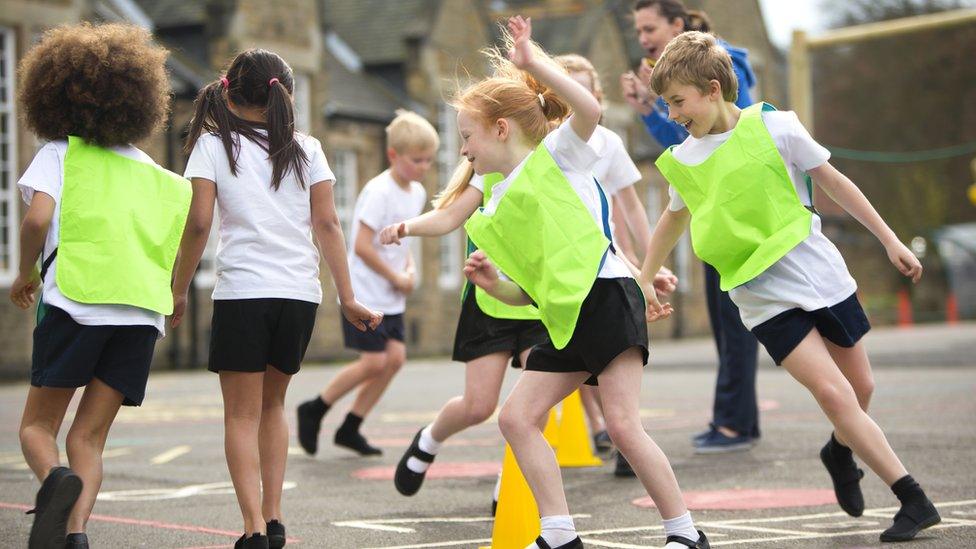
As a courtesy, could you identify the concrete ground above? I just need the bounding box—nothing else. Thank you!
[1,322,974,548]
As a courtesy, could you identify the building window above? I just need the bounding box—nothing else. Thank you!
[331,148,359,238]
[293,72,311,133]
[0,27,18,286]
[437,104,462,289]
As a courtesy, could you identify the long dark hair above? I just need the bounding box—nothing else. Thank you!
[184,49,308,190]
[634,0,712,33]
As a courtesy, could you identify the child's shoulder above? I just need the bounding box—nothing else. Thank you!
[757,108,801,135]
[589,125,625,154]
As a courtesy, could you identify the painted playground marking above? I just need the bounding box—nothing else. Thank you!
[96,480,297,501]
[632,488,838,510]
[338,499,976,548]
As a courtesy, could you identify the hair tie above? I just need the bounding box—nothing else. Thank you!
[220,76,229,89]
[268,77,280,87]
[537,93,546,108]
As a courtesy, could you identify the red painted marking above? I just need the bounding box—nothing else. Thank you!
[758,399,780,412]
[353,461,501,480]
[1,501,299,543]
[632,489,837,510]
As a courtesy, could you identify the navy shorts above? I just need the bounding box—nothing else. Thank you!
[526,278,649,386]
[342,313,404,352]
[751,293,871,365]
[452,288,549,363]
[210,298,318,375]
[31,306,158,406]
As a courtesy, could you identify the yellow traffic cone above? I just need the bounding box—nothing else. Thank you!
[480,444,540,549]
[555,390,602,467]
[543,408,559,448]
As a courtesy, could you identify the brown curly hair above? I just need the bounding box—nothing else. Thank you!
[17,22,171,147]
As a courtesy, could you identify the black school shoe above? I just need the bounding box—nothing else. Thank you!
[234,532,269,549]
[819,438,865,516]
[394,428,436,496]
[296,399,326,455]
[64,533,89,548]
[266,520,286,549]
[665,529,710,548]
[613,452,636,478]
[533,536,583,549]
[27,466,83,549]
[880,497,941,542]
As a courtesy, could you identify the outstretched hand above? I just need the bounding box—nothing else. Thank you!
[379,222,407,246]
[886,240,923,284]
[508,16,535,70]
[463,250,500,292]
[342,300,384,332]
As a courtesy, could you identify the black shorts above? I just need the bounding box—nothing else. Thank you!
[342,313,405,352]
[31,306,158,406]
[452,288,549,363]
[209,298,318,375]
[526,278,649,386]
[751,292,871,365]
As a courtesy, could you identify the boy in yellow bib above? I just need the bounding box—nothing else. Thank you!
[10,24,190,549]
[638,31,939,543]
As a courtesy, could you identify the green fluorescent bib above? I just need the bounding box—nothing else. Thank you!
[462,172,540,320]
[56,136,192,314]
[656,103,812,291]
[464,143,611,349]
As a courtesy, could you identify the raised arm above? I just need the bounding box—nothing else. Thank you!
[808,162,922,283]
[379,185,483,245]
[508,16,601,142]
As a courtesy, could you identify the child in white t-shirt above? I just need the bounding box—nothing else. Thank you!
[173,49,381,549]
[297,111,436,458]
[11,24,189,549]
[639,32,939,543]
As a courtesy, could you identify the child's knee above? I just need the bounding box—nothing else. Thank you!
[497,403,531,439]
[464,398,497,425]
[812,382,857,417]
[605,413,643,450]
[360,354,388,376]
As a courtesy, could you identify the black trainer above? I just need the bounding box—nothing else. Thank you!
[234,532,269,549]
[819,437,865,517]
[533,536,583,549]
[334,428,382,456]
[296,398,327,455]
[592,430,612,453]
[27,466,83,549]
[65,533,89,548]
[613,452,636,478]
[665,529,710,548]
[394,429,436,496]
[266,520,285,549]
[880,497,941,542]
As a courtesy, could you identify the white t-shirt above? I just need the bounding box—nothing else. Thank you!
[347,170,427,314]
[482,119,632,280]
[17,140,165,335]
[589,125,642,196]
[184,132,335,303]
[667,110,858,329]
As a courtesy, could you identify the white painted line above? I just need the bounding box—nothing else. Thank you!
[150,445,191,465]
[362,538,491,549]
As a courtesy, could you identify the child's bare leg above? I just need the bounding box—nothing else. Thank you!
[597,348,687,519]
[782,330,906,485]
[321,352,387,405]
[220,370,266,535]
[430,352,509,442]
[20,386,75,480]
[64,379,124,533]
[259,368,292,523]
[497,370,589,516]
[579,384,606,434]
[350,340,406,418]
[825,339,874,413]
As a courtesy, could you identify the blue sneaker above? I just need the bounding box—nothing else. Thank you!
[691,424,717,446]
[694,429,753,454]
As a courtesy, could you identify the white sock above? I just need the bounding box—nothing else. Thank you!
[528,515,576,548]
[406,425,441,474]
[662,512,699,545]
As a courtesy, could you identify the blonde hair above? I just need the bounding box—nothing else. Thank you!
[451,30,571,145]
[650,31,738,102]
[554,54,604,104]
[386,109,440,153]
[432,158,475,209]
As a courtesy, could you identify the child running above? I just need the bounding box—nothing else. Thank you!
[554,53,676,478]
[12,23,190,549]
[638,31,940,543]
[460,16,708,549]
[172,49,381,549]
[296,111,437,457]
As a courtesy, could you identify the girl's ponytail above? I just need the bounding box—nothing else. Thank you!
[432,159,475,209]
[185,80,240,175]
[265,77,308,190]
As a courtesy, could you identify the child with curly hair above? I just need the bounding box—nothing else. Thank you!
[11,23,191,549]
